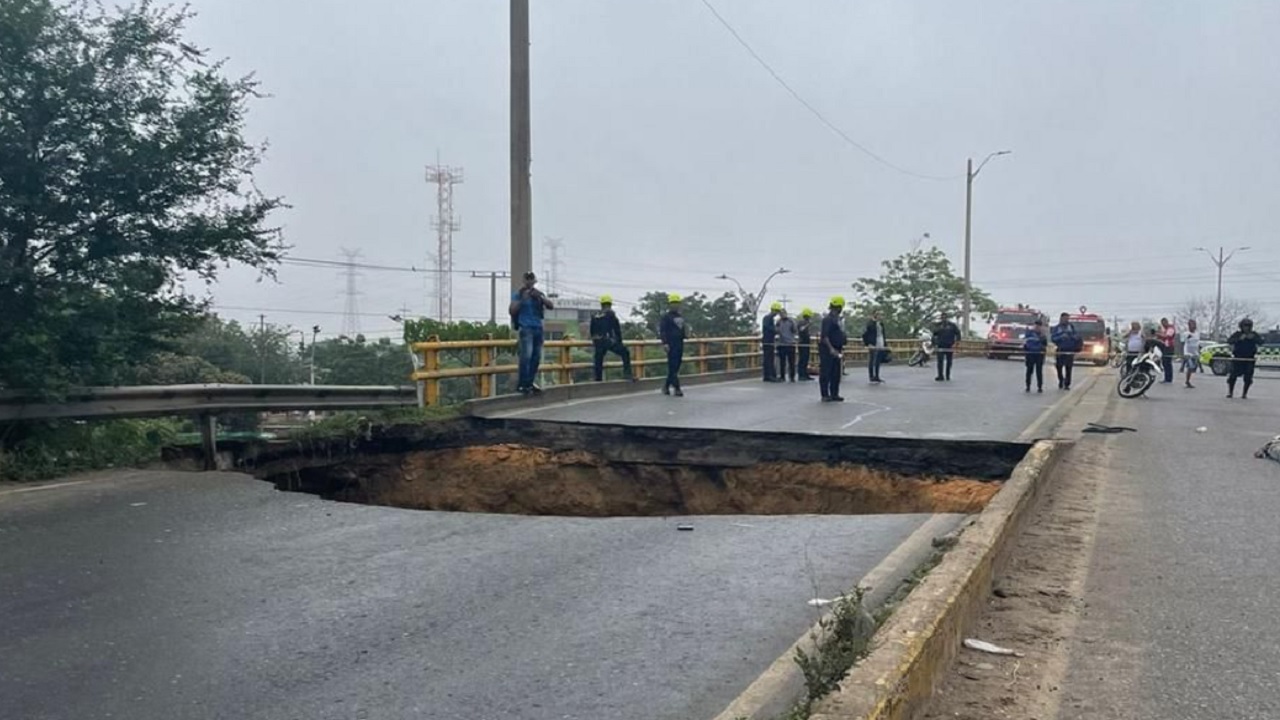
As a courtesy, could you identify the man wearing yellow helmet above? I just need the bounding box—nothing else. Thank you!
[819,297,847,402]
[761,301,782,382]
[590,295,633,382]
[659,293,687,396]
[797,308,815,381]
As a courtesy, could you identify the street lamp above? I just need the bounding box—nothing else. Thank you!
[962,150,1012,335]
[1193,246,1250,340]
[716,267,791,317]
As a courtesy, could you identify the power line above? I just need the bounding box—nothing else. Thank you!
[696,0,960,182]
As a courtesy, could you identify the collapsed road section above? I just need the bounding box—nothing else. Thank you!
[246,418,1032,517]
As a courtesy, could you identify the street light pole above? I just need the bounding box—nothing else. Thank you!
[1194,245,1250,340]
[716,268,790,317]
[962,150,1011,336]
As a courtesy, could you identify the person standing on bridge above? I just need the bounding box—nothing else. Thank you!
[1226,318,1261,399]
[775,308,798,382]
[510,271,554,394]
[660,293,687,397]
[819,296,847,402]
[761,302,781,382]
[797,308,815,381]
[1023,318,1048,393]
[590,295,633,382]
[932,312,961,382]
[862,309,887,384]
[1158,317,1177,383]
[1051,312,1082,391]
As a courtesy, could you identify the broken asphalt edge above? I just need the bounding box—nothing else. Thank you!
[807,438,1070,720]
[462,369,760,417]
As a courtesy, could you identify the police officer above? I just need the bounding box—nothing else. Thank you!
[761,302,781,382]
[590,295,633,382]
[1023,318,1048,393]
[1226,318,1261,399]
[659,293,687,397]
[1050,312,1081,390]
[819,296,847,402]
[797,308,815,381]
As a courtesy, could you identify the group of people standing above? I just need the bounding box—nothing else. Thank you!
[1121,316,1262,399]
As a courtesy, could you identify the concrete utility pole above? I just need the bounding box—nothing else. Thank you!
[472,271,512,324]
[510,0,533,294]
[258,314,267,384]
[1194,245,1250,340]
[962,151,1011,335]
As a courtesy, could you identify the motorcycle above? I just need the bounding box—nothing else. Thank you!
[907,334,934,368]
[1117,345,1162,399]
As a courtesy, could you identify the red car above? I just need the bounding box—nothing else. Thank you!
[1066,313,1111,366]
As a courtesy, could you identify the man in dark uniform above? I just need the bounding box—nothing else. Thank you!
[1050,312,1082,390]
[1227,318,1261,399]
[932,311,961,382]
[797,308,815,381]
[761,302,781,382]
[590,295,633,382]
[819,296,847,402]
[659,293,687,397]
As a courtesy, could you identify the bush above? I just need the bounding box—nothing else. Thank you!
[0,419,182,482]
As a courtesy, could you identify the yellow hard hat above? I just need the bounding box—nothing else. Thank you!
[668,292,682,304]
[801,307,814,317]
[829,295,846,308]
[600,294,612,305]
[770,301,783,312]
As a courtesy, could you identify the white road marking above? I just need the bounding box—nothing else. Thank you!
[0,479,92,496]
[840,402,892,429]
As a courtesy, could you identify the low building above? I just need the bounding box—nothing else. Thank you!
[543,296,597,340]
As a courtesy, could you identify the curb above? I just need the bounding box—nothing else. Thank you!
[463,369,759,416]
[808,439,1069,720]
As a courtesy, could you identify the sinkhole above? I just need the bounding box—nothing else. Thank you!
[248,418,1032,517]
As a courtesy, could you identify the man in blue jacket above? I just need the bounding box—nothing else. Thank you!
[1050,312,1082,391]
[509,271,554,394]
[1024,319,1049,393]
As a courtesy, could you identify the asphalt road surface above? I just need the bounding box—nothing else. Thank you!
[1056,373,1280,719]
[496,358,1098,441]
[0,471,963,720]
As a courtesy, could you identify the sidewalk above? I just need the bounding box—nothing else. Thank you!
[922,375,1280,719]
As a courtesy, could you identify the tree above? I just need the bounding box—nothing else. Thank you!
[1175,296,1270,341]
[630,291,755,338]
[850,248,997,337]
[0,1,282,393]
[311,336,412,386]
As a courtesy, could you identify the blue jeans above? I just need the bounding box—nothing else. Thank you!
[518,327,544,389]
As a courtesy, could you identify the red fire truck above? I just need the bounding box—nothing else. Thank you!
[1066,309,1111,366]
[986,305,1046,359]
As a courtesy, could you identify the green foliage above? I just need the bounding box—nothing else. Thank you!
[311,336,412,386]
[851,248,998,337]
[0,0,283,394]
[288,406,459,445]
[402,318,513,344]
[0,418,181,481]
[783,588,877,719]
[630,291,755,338]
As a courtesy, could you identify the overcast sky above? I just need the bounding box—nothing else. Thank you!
[185,0,1280,338]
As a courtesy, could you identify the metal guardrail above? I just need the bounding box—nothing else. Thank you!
[409,335,991,406]
[0,384,417,423]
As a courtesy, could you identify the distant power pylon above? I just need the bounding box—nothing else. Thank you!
[339,248,364,337]
[426,157,464,322]
[542,236,563,296]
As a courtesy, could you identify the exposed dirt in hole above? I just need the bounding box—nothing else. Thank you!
[316,444,1000,516]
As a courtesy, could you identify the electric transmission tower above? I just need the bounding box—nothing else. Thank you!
[543,236,563,296]
[339,248,364,337]
[426,158,464,322]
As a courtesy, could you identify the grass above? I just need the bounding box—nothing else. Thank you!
[763,542,954,720]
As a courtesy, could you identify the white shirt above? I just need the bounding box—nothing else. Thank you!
[1183,331,1200,357]
[1126,333,1145,353]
